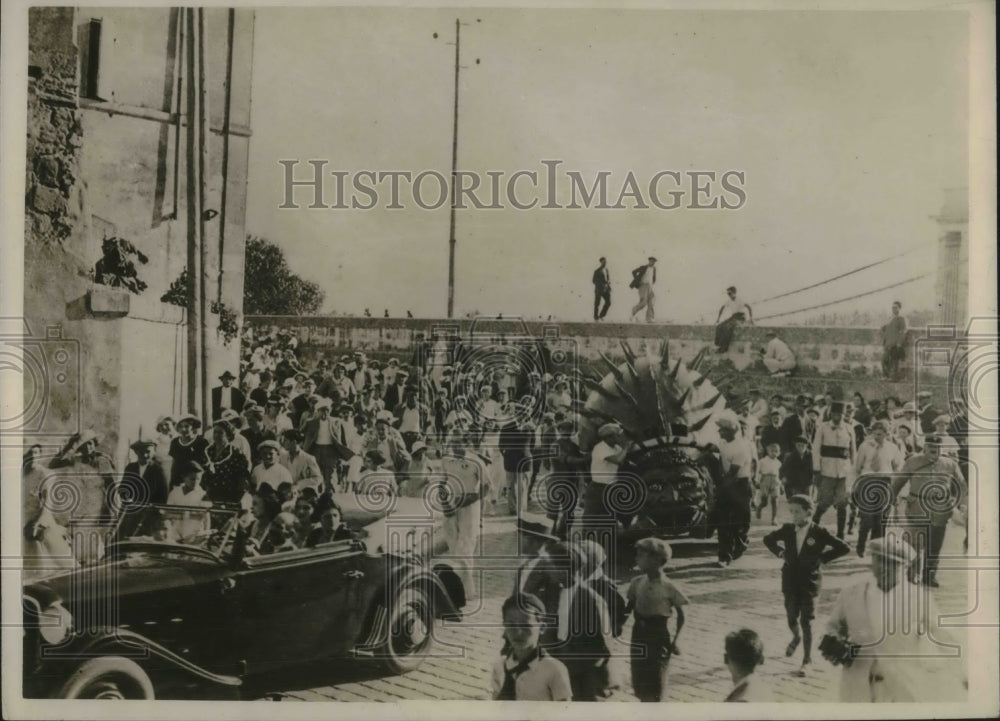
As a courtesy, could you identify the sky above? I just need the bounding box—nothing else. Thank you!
[245,7,969,324]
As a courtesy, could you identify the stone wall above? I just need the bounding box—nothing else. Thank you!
[248,315,923,374]
[24,8,254,470]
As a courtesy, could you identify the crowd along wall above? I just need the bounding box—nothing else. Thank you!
[247,316,957,405]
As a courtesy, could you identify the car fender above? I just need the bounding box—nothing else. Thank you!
[72,628,242,690]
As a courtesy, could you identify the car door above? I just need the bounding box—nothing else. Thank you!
[224,540,369,675]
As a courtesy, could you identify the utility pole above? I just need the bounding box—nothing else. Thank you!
[446,18,460,319]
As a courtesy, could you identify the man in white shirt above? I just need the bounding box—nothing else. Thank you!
[584,423,628,549]
[762,331,796,376]
[279,429,323,494]
[715,411,754,567]
[851,421,901,557]
[630,256,658,323]
[250,440,292,493]
[715,286,754,352]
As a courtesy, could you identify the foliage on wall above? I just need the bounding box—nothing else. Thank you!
[92,237,149,294]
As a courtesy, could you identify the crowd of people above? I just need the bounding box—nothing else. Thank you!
[20,319,971,703]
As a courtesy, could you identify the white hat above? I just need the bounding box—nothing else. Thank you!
[714,410,741,430]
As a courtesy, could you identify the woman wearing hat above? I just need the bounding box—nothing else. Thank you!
[169,415,210,488]
[202,419,252,509]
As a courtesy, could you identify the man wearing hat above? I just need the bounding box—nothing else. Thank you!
[779,395,810,456]
[763,494,849,677]
[821,536,966,701]
[121,439,169,507]
[250,440,292,493]
[714,410,755,567]
[211,370,245,420]
[383,367,409,412]
[714,286,753,353]
[930,414,960,459]
[216,409,253,466]
[811,401,855,538]
[780,435,814,500]
[278,429,323,493]
[363,410,412,473]
[891,435,967,587]
[629,256,658,323]
[303,398,353,492]
[916,390,939,434]
[851,420,903,557]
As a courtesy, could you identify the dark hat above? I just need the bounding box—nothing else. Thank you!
[829,401,846,413]
[501,592,547,619]
[796,394,810,405]
[726,286,737,293]
[266,394,282,405]
[788,494,814,512]
[129,439,156,452]
[648,256,657,262]
[178,459,204,475]
[795,435,810,445]
[219,370,236,380]
[282,429,305,443]
[923,434,943,445]
[365,449,387,466]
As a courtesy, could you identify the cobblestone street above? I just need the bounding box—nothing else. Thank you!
[276,504,973,703]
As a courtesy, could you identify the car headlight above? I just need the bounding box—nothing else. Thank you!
[38,602,72,645]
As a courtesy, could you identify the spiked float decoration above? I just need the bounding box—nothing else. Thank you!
[576,339,728,537]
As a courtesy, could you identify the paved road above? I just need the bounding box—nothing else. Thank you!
[276,502,973,703]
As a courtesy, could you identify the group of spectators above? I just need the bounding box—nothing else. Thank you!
[20,318,970,704]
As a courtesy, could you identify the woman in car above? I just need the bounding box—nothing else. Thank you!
[246,487,282,547]
[306,503,354,546]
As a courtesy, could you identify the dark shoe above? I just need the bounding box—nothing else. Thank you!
[786,636,801,657]
[926,577,940,588]
[795,659,811,677]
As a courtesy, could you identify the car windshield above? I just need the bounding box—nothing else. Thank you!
[111,505,240,559]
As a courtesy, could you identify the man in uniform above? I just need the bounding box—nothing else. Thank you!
[891,435,966,587]
[812,401,856,539]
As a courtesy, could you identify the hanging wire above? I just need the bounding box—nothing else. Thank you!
[749,241,932,306]
[755,273,930,322]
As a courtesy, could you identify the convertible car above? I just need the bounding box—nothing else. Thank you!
[23,495,466,699]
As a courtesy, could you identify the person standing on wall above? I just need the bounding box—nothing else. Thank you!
[592,257,612,321]
[629,257,657,323]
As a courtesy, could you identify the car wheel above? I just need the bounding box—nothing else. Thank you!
[58,657,155,699]
[382,586,435,674]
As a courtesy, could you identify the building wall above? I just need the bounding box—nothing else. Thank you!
[25,7,254,469]
[248,315,936,378]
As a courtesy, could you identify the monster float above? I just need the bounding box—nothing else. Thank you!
[574,340,729,539]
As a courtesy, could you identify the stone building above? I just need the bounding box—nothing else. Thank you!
[24,7,255,467]
[933,186,969,328]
